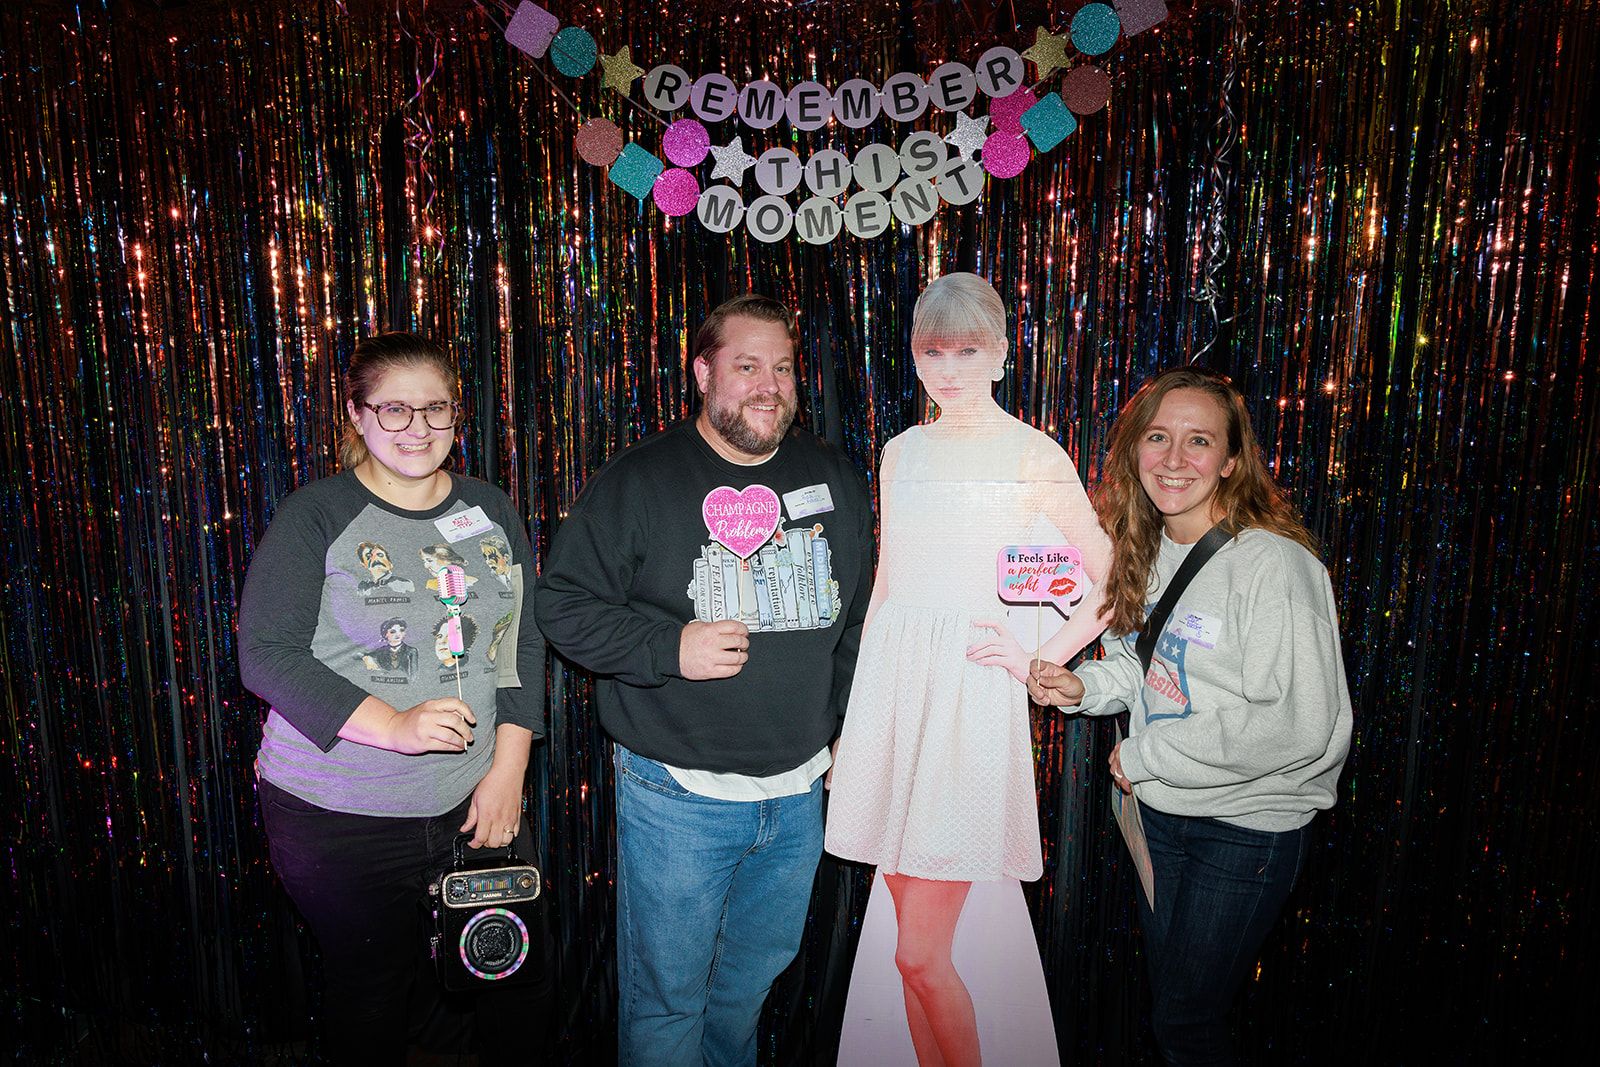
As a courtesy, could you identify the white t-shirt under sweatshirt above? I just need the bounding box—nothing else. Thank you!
[1073,527,1353,832]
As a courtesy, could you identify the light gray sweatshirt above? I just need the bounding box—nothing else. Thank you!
[1073,528,1352,832]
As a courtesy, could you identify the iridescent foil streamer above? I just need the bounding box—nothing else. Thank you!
[1,1,1596,1063]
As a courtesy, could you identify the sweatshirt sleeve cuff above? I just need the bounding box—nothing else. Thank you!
[1070,661,1131,717]
[1117,739,1151,784]
[494,690,546,738]
[648,623,681,684]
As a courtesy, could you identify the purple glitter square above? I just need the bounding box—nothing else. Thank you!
[505,2,560,59]
[1113,0,1168,37]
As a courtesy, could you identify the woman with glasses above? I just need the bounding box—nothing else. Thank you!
[239,332,549,1064]
[1028,367,1352,1065]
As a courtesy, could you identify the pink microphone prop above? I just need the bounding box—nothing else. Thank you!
[439,565,470,605]
[439,565,470,653]
[437,564,470,701]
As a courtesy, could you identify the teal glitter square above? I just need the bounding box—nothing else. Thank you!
[1020,93,1078,153]
[609,144,665,201]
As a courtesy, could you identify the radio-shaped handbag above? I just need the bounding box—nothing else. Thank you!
[428,833,543,992]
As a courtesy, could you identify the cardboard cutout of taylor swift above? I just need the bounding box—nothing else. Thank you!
[827,274,1111,1066]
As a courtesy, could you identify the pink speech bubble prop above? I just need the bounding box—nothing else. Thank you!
[997,544,1088,616]
[703,485,782,559]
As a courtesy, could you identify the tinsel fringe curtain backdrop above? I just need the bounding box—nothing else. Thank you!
[1,0,1595,1062]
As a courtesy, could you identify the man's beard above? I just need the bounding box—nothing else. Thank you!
[705,386,796,456]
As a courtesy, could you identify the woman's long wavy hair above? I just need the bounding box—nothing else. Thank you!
[338,332,461,469]
[1096,367,1318,636]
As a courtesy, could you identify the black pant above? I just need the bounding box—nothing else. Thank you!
[259,778,553,1064]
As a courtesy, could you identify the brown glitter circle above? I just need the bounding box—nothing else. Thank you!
[1062,65,1112,115]
[575,118,624,166]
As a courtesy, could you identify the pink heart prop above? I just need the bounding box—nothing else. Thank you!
[702,485,781,559]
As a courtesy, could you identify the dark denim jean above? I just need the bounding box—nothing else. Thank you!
[258,777,552,1065]
[1138,805,1311,1067]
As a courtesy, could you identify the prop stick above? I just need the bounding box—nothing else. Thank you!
[1036,600,1044,675]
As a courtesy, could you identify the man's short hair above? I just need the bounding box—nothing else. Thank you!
[692,295,799,371]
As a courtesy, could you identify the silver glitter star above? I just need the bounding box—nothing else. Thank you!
[708,136,760,184]
[944,111,990,162]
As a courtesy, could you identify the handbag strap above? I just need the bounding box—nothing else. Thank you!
[452,831,522,869]
[1136,523,1234,675]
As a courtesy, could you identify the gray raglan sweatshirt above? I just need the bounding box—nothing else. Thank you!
[1073,527,1352,832]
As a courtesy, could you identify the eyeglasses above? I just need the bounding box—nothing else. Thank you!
[361,401,461,432]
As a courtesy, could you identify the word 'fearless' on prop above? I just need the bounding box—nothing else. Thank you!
[503,1,1168,241]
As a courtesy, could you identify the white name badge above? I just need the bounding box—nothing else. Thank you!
[435,505,495,542]
[783,483,835,520]
[1172,606,1222,650]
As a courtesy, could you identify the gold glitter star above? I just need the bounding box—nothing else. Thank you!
[1021,26,1071,80]
[598,45,645,94]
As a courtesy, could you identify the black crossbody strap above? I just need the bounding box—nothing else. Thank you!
[1136,523,1234,675]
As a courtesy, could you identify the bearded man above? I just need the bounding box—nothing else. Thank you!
[537,294,873,1067]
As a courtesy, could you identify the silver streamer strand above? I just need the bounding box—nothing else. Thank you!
[1190,0,1245,363]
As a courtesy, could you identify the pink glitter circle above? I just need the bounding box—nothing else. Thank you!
[575,118,623,166]
[989,87,1039,134]
[652,168,701,216]
[981,131,1031,178]
[661,119,711,167]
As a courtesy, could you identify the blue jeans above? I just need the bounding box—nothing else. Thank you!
[1138,806,1311,1067]
[259,778,552,1065]
[614,746,825,1067]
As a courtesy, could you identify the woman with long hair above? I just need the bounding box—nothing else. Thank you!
[1029,367,1352,1065]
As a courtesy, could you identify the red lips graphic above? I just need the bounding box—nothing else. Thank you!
[1049,576,1076,597]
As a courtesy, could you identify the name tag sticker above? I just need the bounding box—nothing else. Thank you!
[783,483,835,521]
[436,506,494,542]
[1172,606,1222,649]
